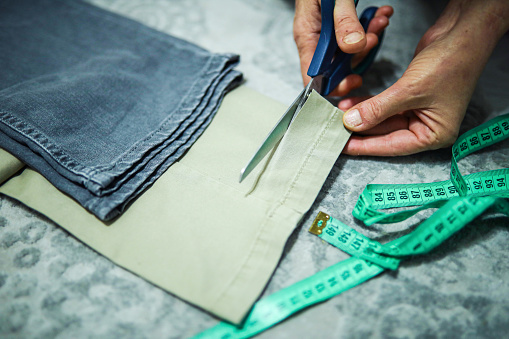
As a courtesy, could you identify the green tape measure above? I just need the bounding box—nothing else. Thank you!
[194,113,509,339]
[451,113,509,196]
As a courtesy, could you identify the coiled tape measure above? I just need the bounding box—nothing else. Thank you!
[194,113,509,338]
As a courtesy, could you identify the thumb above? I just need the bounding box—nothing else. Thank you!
[334,0,366,54]
[342,85,413,132]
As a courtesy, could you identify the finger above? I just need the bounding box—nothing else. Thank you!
[374,6,394,19]
[354,114,410,135]
[368,13,390,35]
[297,43,315,86]
[351,33,379,68]
[338,96,371,111]
[343,129,429,156]
[342,82,416,132]
[328,74,362,97]
[294,28,320,86]
[293,0,322,85]
[334,0,366,54]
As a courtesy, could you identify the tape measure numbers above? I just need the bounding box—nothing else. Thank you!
[194,114,509,339]
[309,212,402,270]
[451,113,509,196]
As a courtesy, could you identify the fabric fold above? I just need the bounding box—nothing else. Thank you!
[0,149,24,185]
[0,87,351,324]
[0,0,241,220]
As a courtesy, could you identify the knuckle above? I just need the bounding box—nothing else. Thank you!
[396,73,420,93]
[402,79,420,97]
[416,126,458,151]
[394,78,427,107]
[417,31,435,50]
[417,132,439,149]
[360,100,385,126]
[293,22,305,44]
[421,25,447,45]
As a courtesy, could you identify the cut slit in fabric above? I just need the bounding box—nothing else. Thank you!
[0,87,351,324]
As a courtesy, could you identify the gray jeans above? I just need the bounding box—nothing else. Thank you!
[0,0,242,220]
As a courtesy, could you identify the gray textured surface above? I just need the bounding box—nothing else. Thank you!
[1,0,508,338]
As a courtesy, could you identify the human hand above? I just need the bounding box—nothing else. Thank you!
[341,0,509,156]
[293,0,393,96]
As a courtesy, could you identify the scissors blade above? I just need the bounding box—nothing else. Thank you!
[239,87,306,183]
[239,76,323,183]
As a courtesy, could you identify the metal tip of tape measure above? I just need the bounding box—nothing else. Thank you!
[308,211,330,235]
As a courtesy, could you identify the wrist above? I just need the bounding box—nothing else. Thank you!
[447,0,509,43]
[430,0,508,81]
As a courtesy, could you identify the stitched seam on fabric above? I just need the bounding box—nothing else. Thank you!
[270,108,338,216]
[0,55,231,191]
[211,108,339,309]
[211,206,273,309]
[0,112,91,179]
[87,65,234,193]
[85,101,230,216]
[87,55,227,175]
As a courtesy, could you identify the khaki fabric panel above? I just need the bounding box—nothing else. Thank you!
[0,149,24,185]
[0,87,350,324]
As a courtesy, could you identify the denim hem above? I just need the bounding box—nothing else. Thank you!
[84,54,240,191]
[0,111,92,186]
[85,66,242,197]
[0,53,239,193]
[88,71,243,220]
[0,0,243,220]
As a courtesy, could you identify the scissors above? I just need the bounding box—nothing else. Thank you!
[239,0,384,183]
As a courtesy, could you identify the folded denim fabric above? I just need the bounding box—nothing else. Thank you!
[0,0,242,220]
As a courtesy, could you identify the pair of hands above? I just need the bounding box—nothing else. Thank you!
[294,0,509,156]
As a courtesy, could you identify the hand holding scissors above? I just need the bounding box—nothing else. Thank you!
[240,0,385,182]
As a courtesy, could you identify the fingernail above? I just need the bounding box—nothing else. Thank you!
[343,31,363,44]
[344,109,362,127]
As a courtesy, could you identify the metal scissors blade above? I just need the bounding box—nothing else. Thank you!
[239,76,323,183]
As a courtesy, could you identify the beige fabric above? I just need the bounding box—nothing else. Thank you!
[0,86,350,324]
[0,149,24,185]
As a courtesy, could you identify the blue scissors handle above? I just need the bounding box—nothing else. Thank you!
[307,0,384,96]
